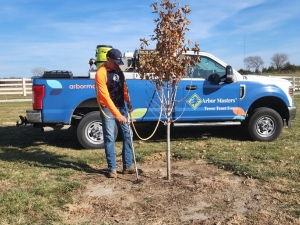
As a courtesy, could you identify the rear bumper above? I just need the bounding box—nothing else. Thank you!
[26,110,42,123]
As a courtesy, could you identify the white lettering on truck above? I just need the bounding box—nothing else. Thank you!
[69,84,95,89]
[202,98,237,104]
[217,98,237,103]
[202,98,216,103]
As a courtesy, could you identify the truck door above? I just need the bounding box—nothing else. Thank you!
[175,56,240,121]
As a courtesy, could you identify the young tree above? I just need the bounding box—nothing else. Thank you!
[243,56,264,72]
[271,53,288,72]
[32,67,47,76]
[137,0,200,180]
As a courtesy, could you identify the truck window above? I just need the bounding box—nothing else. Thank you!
[187,56,225,80]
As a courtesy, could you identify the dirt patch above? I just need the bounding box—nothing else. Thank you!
[62,154,300,224]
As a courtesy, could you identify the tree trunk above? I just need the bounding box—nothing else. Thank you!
[166,84,172,180]
[166,117,171,180]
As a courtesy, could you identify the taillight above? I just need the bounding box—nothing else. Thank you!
[32,85,44,110]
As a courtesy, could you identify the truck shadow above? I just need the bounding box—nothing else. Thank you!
[0,124,249,172]
[2,125,81,149]
[1,124,249,150]
[0,145,98,173]
[0,125,102,173]
[129,123,250,142]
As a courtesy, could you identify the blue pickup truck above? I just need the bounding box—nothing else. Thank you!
[20,50,296,149]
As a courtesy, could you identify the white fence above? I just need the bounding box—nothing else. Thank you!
[0,78,32,102]
[0,78,32,96]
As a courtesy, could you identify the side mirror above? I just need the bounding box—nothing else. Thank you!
[225,65,234,83]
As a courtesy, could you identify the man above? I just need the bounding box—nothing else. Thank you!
[95,48,135,178]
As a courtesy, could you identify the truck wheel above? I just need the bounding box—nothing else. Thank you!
[247,107,283,142]
[77,111,118,149]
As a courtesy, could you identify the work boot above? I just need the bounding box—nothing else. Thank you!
[122,166,136,174]
[107,169,117,178]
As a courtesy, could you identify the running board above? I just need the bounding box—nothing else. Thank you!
[173,121,241,127]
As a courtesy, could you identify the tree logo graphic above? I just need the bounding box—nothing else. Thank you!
[187,93,202,110]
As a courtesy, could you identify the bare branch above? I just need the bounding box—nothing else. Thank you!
[31,67,47,77]
[271,53,288,71]
[243,56,264,71]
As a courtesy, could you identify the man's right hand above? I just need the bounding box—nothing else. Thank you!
[117,115,127,124]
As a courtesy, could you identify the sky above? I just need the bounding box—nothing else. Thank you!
[0,0,299,78]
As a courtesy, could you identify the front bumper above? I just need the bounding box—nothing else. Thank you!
[286,105,297,128]
[289,105,297,121]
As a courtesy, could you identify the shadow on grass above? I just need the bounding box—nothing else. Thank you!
[0,123,249,172]
[1,123,250,149]
[131,123,250,142]
[0,145,99,173]
[0,125,105,174]
[1,125,81,149]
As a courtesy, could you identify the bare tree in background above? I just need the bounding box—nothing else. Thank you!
[271,53,288,71]
[243,56,264,72]
[137,0,200,180]
[32,67,46,76]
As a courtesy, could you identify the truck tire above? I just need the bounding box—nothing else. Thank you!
[247,107,283,142]
[77,111,118,149]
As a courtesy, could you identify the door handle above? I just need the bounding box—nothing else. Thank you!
[186,85,197,90]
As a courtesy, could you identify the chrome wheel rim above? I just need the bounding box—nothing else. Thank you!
[255,116,276,138]
[85,121,103,145]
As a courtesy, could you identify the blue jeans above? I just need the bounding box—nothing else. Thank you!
[100,106,133,171]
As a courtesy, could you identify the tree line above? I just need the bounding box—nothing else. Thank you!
[239,53,300,75]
